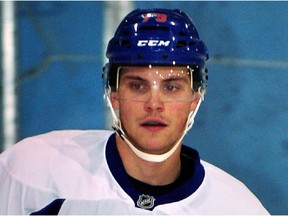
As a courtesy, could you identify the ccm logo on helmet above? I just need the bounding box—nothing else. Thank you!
[137,40,170,47]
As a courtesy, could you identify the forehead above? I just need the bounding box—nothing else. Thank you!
[119,66,190,80]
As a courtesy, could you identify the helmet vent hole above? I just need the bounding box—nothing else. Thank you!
[179,31,188,36]
[139,26,170,31]
[121,40,130,47]
[113,41,120,46]
[176,41,187,48]
[137,53,143,59]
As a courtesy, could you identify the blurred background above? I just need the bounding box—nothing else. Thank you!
[0,1,287,214]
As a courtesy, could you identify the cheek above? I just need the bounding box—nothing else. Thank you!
[173,102,193,115]
[118,101,138,121]
[171,103,193,126]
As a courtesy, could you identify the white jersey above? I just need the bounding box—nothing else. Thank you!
[0,130,269,215]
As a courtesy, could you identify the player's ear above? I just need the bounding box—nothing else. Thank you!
[190,92,200,112]
[110,92,120,109]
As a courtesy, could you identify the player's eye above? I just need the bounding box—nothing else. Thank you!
[128,82,148,92]
[163,84,180,92]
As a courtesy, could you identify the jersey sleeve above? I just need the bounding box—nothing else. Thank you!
[0,136,60,214]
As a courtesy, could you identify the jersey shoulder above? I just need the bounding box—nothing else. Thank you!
[0,130,113,189]
[198,160,269,214]
[1,129,113,160]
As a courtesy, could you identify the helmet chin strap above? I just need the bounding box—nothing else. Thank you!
[105,88,204,163]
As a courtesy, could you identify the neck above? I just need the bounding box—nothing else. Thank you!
[115,134,182,186]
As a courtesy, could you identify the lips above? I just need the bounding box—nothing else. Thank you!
[140,119,168,131]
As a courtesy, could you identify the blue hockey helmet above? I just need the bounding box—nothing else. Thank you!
[103,8,209,92]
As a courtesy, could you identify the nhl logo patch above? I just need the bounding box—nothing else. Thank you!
[137,194,155,209]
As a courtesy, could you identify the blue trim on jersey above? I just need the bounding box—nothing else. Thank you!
[106,133,205,211]
[30,199,65,215]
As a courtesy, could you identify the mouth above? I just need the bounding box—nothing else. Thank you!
[140,120,168,132]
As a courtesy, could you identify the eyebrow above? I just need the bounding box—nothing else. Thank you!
[121,75,147,81]
[162,77,190,83]
[121,74,189,83]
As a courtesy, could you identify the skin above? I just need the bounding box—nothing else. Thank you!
[110,66,200,186]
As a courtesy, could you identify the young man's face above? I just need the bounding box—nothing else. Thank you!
[111,66,199,155]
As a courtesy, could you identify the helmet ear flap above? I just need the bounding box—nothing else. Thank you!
[189,65,208,93]
[103,63,119,93]
[102,63,109,87]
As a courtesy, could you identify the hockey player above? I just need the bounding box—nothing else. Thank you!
[0,8,269,214]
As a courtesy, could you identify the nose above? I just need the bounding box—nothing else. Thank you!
[144,89,164,112]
